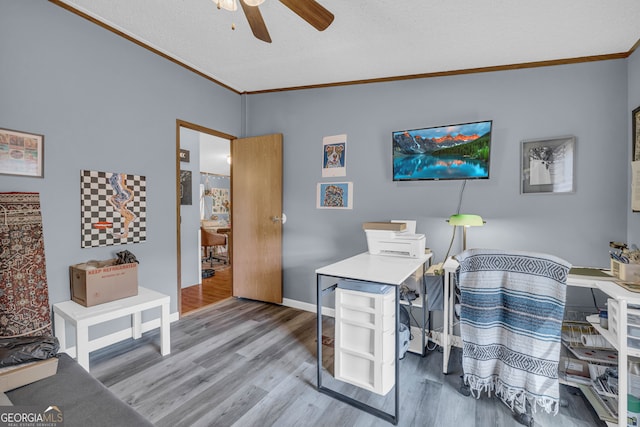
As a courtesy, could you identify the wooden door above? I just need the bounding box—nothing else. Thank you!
[231,134,283,303]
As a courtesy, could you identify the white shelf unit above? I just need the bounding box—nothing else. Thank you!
[560,316,619,425]
[563,277,640,426]
[335,287,396,395]
[439,266,640,426]
[607,299,640,358]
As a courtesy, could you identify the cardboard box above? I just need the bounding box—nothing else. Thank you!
[610,259,640,281]
[0,358,58,392]
[362,221,406,231]
[70,259,138,307]
[561,356,590,379]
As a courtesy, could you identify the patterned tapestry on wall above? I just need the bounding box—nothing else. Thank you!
[209,188,230,214]
[0,192,52,337]
[80,170,147,248]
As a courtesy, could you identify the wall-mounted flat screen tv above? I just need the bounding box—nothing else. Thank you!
[392,120,492,181]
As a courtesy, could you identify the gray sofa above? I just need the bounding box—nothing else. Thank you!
[5,354,153,427]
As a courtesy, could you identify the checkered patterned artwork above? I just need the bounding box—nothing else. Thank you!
[80,170,146,248]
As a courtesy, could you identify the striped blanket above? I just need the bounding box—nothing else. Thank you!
[456,248,571,414]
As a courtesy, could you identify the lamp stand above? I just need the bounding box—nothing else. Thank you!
[462,226,467,251]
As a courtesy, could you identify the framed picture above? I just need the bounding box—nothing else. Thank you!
[80,170,147,248]
[0,128,44,178]
[316,182,353,209]
[633,106,640,161]
[521,136,575,194]
[322,134,347,177]
[180,170,192,205]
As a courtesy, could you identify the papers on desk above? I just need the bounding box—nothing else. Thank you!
[568,267,640,292]
[568,267,616,280]
[614,281,640,293]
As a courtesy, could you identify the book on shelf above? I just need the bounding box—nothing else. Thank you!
[562,373,592,385]
[592,389,618,419]
[564,344,618,364]
[592,376,618,398]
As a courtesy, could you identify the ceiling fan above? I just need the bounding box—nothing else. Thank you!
[216,0,334,43]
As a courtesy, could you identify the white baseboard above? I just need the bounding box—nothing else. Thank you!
[62,311,179,358]
[281,298,334,318]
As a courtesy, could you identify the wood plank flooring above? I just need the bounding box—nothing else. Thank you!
[90,298,607,427]
[181,266,232,315]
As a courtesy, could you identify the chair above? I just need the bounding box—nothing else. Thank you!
[201,228,228,265]
[454,248,571,426]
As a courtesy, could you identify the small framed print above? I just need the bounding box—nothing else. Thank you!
[521,136,575,194]
[317,182,353,209]
[0,128,44,178]
[322,134,347,177]
[180,170,192,205]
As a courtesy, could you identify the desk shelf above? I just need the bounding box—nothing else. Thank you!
[400,275,434,356]
[586,314,619,352]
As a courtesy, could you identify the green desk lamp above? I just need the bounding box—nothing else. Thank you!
[447,214,485,251]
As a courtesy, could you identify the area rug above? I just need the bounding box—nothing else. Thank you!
[456,248,571,415]
[202,260,230,272]
[0,192,51,337]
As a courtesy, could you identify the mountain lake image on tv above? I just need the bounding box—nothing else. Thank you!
[392,120,492,181]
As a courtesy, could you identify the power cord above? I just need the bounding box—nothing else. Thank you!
[590,288,599,311]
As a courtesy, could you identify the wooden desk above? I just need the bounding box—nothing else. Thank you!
[315,252,432,425]
[53,287,171,372]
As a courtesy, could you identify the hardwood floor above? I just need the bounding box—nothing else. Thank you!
[181,265,232,315]
[90,299,606,427]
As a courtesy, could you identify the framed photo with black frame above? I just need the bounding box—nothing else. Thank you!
[521,135,575,195]
[0,128,44,178]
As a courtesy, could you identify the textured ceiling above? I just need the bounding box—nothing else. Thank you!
[55,0,640,93]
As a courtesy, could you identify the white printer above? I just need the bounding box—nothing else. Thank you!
[363,220,426,258]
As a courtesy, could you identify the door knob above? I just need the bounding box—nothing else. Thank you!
[272,213,287,224]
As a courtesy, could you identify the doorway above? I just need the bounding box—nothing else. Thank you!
[176,120,235,316]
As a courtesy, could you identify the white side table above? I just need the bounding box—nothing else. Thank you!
[53,286,171,371]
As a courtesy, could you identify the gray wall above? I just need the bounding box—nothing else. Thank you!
[0,1,241,319]
[246,60,630,305]
[628,48,640,243]
[179,128,202,289]
[2,1,638,317]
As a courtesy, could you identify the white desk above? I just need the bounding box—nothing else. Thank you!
[316,252,432,425]
[440,260,637,427]
[53,286,171,372]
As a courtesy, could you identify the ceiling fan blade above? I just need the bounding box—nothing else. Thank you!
[239,0,272,43]
[279,0,334,32]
